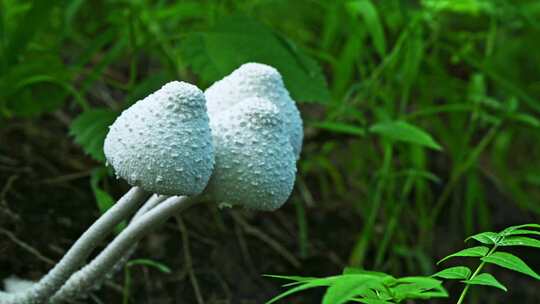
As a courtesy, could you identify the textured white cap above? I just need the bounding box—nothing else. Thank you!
[205,63,303,159]
[206,97,296,211]
[104,81,214,195]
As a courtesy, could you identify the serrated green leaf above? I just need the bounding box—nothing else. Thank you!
[499,236,540,249]
[70,108,118,162]
[433,266,471,280]
[465,231,499,244]
[346,0,386,57]
[0,56,80,117]
[127,258,171,273]
[463,273,507,291]
[369,121,442,150]
[180,15,330,103]
[322,275,384,304]
[481,252,540,280]
[437,246,489,264]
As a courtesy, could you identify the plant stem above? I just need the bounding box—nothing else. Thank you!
[50,195,197,303]
[0,187,148,304]
[349,142,393,266]
[456,245,498,304]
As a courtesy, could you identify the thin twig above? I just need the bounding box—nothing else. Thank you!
[176,216,204,304]
[234,221,258,277]
[232,212,300,268]
[0,228,55,265]
[40,171,94,185]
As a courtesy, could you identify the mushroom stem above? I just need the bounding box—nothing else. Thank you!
[132,194,170,220]
[0,187,149,304]
[50,195,196,303]
[49,194,170,303]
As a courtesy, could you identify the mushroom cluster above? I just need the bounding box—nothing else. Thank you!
[0,63,303,304]
[105,62,302,210]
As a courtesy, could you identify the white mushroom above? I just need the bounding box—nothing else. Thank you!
[0,67,305,304]
[206,97,297,211]
[205,62,303,159]
[104,81,214,195]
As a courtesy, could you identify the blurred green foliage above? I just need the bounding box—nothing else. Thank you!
[2,0,540,301]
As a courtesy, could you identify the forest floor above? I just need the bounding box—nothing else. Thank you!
[1,115,539,303]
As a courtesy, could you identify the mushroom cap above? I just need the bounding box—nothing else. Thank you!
[206,97,296,211]
[104,81,214,195]
[205,62,303,159]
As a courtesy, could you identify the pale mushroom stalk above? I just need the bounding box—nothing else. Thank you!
[48,194,170,303]
[50,196,197,303]
[0,187,149,304]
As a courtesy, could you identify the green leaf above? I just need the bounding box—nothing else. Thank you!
[510,224,540,230]
[0,57,77,117]
[352,300,392,304]
[181,15,330,103]
[126,259,171,273]
[437,246,489,264]
[481,252,540,280]
[501,229,540,237]
[500,224,540,236]
[465,231,499,244]
[401,24,424,88]
[341,268,393,279]
[322,275,384,304]
[509,112,540,128]
[433,266,471,280]
[421,0,494,15]
[312,121,366,136]
[499,236,540,249]
[4,0,57,64]
[391,277,448,301]
[369,121,442,150]
[266,277,339,304]
[90,168,115,213]
[346,0,386,57]
[263,274,317,287]
[463,273,507,291]
[70,108,118,162]
[352,299,393,304]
